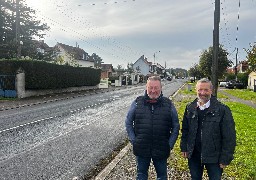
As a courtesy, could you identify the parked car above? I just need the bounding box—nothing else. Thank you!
[225,80,245,89]
[166,76,172,81]
[225,81,235,89]
[219,81,227,87]
[234,81,245,89]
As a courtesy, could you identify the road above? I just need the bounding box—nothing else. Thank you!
[0,79,186,180]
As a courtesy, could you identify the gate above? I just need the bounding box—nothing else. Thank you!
[0,75,17,98]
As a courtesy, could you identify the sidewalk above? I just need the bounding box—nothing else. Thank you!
[0,85,130,111]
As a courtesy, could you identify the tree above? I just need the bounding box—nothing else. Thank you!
[188,63,203,80]
[0,0,49,59]
[244,44,256,72]
[199,46,233,80]
[127,62,134,74]
[116,64,123,70]
[90,53,103,68]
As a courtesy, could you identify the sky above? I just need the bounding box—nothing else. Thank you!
[24,0,256,70]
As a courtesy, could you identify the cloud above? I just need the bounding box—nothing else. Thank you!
[26,0,256,70]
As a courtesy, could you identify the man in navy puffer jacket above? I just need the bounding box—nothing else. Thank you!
[125,76,180,180]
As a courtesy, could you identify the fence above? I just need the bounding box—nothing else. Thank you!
[0,75,17,98]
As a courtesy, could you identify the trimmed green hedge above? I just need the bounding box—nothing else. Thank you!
[0,59,101,89]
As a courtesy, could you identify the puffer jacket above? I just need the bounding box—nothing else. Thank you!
[180,96,236,165]
[131,95,179,159]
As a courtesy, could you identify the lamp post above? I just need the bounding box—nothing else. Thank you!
[153,51,160,74]
[153,51,160,65]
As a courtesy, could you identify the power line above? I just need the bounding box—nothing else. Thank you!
[32,0,143,64]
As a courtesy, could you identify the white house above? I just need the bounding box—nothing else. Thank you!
[248,71,256,90]
[54,43,94,67]
[132,55,153,76]
[132,55,166,77]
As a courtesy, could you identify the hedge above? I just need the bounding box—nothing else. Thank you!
[0,59,101,89]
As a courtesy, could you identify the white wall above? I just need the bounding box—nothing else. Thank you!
[133,59,150,76]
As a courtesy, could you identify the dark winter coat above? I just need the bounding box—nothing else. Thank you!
[180,96,236,165]
[130,95,180,159]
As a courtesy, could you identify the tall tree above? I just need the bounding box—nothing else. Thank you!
[0,0,49,59]
[199,46,233,79]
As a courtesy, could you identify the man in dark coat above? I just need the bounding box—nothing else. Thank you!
[125,76,180,180]
[180,78,236,180]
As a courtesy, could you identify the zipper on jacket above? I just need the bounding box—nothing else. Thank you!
[201,114,206,164]
[151,104,154,155]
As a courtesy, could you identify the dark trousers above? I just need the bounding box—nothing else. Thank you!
[188,152,223,180]
[136,156,168,180]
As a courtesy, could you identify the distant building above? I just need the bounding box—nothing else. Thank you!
[227,60,249,74]
[236,60,249,73]
[54,43,94,67]
[132,55,153,76]
[248,71,256,90]
[132,55,165,77]
[101,64,114,79]
[33,40,52,54]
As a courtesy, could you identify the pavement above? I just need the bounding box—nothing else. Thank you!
[0,85,131,111]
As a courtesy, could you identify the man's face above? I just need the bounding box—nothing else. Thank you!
[196,82,212,104]
[146,80,162,99]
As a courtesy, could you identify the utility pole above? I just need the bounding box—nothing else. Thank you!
[212,0,220,97]
[16,0,21,59]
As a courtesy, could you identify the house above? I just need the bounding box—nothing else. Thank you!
[236,60,249,73]
[101,64,114,79]
[54,43,94,67]
[227,60,249,74]
[153,63,165,77]
[132,55,153,76]
[248,71,256,91]
[33,40,52,54]
[132,55,166,78]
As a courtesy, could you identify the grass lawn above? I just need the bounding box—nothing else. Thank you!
[170,84,256,179]
[223,89,256,103]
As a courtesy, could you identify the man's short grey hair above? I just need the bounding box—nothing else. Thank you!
[147,76,161,83]
[197,78,213,89]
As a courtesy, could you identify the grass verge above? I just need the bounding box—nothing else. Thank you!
[170,85,256,180]
[223,89,256,103]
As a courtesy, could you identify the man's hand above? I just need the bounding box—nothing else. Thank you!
[181,152,188,158]
[220,164,227,168]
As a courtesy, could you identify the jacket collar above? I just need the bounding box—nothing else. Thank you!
[188,96,219,113]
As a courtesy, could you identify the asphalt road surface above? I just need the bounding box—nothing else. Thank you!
[0,79,186,180]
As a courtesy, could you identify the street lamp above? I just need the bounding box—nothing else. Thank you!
[153,51,160,64]
[152,51,160,74]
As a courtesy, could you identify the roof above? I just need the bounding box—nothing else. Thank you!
[32,40,50,49]
[134,55,152,65]
[56,43,91,61]
[101,64,114,71]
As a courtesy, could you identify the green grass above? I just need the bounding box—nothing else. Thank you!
[224,102,256,179]
[170,87,256,179]
[223,89,256,103]
[0,97,16,101]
